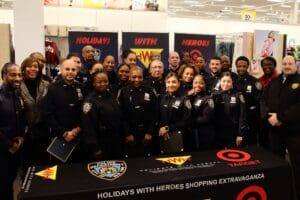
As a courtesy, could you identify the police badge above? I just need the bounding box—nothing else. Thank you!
[292,83,299,89]
[87,160,127,181]
[83,102,92,114]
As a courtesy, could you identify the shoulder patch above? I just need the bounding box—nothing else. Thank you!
[185,99,192,110]
[83,102,92,114]
[239,94,245,103]
[255,81,262,90]
[207,99,214,109]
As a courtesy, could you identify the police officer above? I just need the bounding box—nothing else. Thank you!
[0,63,25,200]
[188,75,215,151]
[178,64,196,95]
[143,60,165,98]
[67,53,89,85]
[110,64,130,96]
[261,55,300,199]
[43,59,85,163]
[159,72,191,154]
[206,56,222,94]
[212,72,247,149]
[117,67,158,157]
[82,70,123,160]
[235,56,262,146]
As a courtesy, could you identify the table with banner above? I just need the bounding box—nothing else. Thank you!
[19,147,295,200]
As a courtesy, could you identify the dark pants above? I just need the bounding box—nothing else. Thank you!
[0,152,20,200]
[269,129,300,200]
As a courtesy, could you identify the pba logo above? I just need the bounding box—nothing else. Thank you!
[236,185,267,200]
[156,155,191,166]
[88,160,127,181]
[35,165,58,181]
[130,48,163,68]
[216,149,251,162]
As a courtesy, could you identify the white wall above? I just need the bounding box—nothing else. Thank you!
[43,7,300,36]
[2,6,300,50]
[2,7,300,36]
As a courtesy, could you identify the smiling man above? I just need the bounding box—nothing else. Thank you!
[261,55,300,199]
[43,59,85,163]
[0,63,25,200]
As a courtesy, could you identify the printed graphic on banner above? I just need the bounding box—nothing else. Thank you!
[35,165,58,180]
[131,48,164,68]
[122,32,169,70]
[174,33,216,68]
[88,160,127,181]
[68,31,118,65]
[216,149,261,167]
[254,30,279,59]
[236,185,267,200]
[217,149,251,162]
[156,155,191,166]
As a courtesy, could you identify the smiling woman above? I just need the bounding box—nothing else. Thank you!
[20,56,50,169]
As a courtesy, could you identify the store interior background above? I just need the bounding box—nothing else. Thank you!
[1,0,300,81]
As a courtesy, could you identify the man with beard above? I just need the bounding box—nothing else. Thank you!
[81,45,96,74]
[0,63,25,200]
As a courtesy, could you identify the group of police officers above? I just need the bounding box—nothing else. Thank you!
[0,45,300,199]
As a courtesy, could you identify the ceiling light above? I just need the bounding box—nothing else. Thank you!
[280,4,291,8]
[267,0,284,2]
[241,5,255,8]
[214,0,226,2]
[184,0,196,3]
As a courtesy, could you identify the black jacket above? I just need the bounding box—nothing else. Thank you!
[117,85,158,137]
[159,91,191,132]
[82,90,123,154]
[42,76,84,137]
[0,84,26,153]
[261,73,300,133]
[212,89,247,137]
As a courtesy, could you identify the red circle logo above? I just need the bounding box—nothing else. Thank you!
[236,185,267,200]
[216,149,251,162]
[190,49,203,62]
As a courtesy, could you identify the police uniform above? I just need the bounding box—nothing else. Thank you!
[159,91,191,153]
[179,80,192,95]
[75,71,89,85]
[261,73,300,199]
[0,84,25,200]
[212,89,247,149]
[110,80,128,97]
[189,91,215,151]
[206,74,221,94]
[117,85,158,157]
[42,76,85,163]
[143,76,165,98]
[235,74,262,146]
[82,89,123,160]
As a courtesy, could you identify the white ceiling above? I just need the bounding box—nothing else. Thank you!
[1,0,299,25]
[168,0,300,24]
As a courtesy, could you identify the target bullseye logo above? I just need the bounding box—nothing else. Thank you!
[216,149,251,162]
[236,185,267,200]
[190,49,202,61]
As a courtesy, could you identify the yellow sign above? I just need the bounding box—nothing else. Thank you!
[156,155,191,166]
[130,48,163,68]
[35,165,58,180]
[241,10,256,21]
[83,0,103,8]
